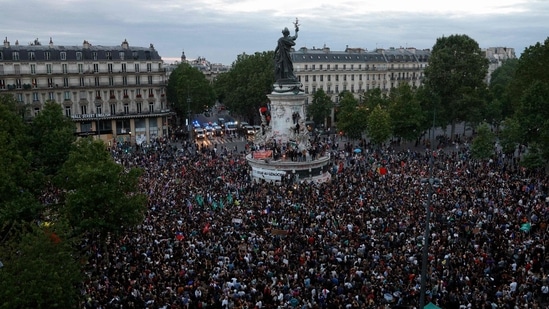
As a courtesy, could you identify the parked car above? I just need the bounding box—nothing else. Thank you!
[244,125,255,135]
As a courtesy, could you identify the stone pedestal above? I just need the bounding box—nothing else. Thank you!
[246,83,331,184]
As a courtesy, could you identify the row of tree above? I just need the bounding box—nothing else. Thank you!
[0,97,146,308]
[167,35,549,167]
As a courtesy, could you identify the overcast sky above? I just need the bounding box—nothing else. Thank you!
[2,0,547,65]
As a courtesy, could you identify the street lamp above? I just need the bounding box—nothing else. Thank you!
[419,110,436,309]
[187,96,192,141]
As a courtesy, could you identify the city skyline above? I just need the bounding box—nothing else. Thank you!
[2,0,547,65]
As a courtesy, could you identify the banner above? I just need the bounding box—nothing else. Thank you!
[252,150,273,159]
[251,167,286,181]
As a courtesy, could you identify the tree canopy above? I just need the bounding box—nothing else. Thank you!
[213,51,275,124]
[307,89,333,127]
[166,63,216,121]
[55,138,147,237]
[423,34,489,137]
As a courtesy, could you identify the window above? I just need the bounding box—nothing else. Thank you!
[327,64,330,70]
[136,102,142,113]
[119,51,125,60]
[29,51,35,60]
[110,103,116,115]
[108,76,114,86]
[76,52,82,61]
[147,76,153,84]
[327,75,331,82]
[92,52,97,60]
[13,51,20,61]
[0,64,3,75]
[0,79,4,89]
[79,77,85,87]
[33,92,39,102]
[335,75,339,82]
[319,64,323,70]
[136,89,141,96]
[312,75,316,82]
[149,102,154,112]
[320,75,323,82]
[80,105,87,115]
[135,76,140,85]
[106,51,112,60]
[96,104,102,114]
[0,51,3,60]
[95,90,101,99]
[65,106,71,117]
[16,79,22,88]
[122,76,127,86]
[14,64,20,75]
[79,91,86,100]
[93,63,99,73]
[32,78,37,88]
[108,63,113,73]
[78,64,83,73]
[121,63,126,72]
[134,63,140,72]
[132,51,139,60]
[47,78,53,88]
[48,92,54,101]
[305,75,309,82]
[34,107,40,116]
[312,64,316,70]
[44,51,50,60]
[109,90,115,98]
[64,91,71,101]
[335,85,339,93]
[60,52,66,60]
[123,103,129,114]
[30,64,36,74]
[148,89,154,97]
[62,64,68,74]
[16,93,23,102]
[123,89,129,98]
[146,63,152,72]
[46,64,52,74]
[94,77,100,87]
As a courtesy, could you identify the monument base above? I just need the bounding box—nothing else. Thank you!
[246,154,331,184]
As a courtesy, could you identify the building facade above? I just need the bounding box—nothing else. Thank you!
[0,37,171,145]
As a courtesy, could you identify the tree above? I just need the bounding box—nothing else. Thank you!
[367,105,392,147]
[335,91,368,140]
[508,37,549,109]
[487,58,518,126]
[0,95,43,230]
[0,222,82,308]
[307,89,333,127]
[55,138,147,237]
[213,51,275,124]
[423,34,489,138]
[166,63,216,121]
[388,83,425,142]
[470,122,495,160]
[30,101,76,178]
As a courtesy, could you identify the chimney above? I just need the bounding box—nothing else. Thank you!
[121,39,129,49]
[3,37,9,48]
[49,37,54,47]
[83,40,90,49]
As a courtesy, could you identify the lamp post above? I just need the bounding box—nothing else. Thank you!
[419,110,436,309]
[187,96,192,141]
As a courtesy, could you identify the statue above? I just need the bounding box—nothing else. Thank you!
[274,18,299,83]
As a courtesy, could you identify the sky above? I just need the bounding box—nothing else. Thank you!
[1,0,548,65]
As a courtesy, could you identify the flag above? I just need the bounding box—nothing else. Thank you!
[175,232,184,241]
[379,167,388,175]
[227,192,233,205]
[196,194,204,207]
[520,222,531,232]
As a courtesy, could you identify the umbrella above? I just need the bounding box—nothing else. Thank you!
[353,148,362,153]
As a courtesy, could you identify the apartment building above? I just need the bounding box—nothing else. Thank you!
[292,45,431,104]
[0,37,171,145]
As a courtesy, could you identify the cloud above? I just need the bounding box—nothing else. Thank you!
[2,0,548,64]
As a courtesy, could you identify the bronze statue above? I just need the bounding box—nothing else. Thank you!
[274,18,299,83]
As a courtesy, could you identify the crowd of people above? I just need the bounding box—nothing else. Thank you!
[80,135,549,309]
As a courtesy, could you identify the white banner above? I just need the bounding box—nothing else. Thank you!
[251,167,286,181]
